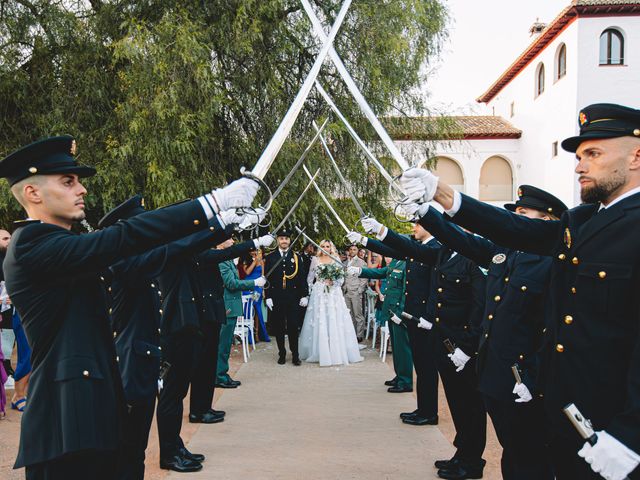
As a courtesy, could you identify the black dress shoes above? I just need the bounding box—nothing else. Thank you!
[229,379,241,386]
[207,408,226,418]
[402,414,439,426]
[384,378,398,387]
[277,354,286,365]
[437,463,484,479]
[160,455,202,472]
[387,385,413,393]
[435,457,460,470]
[189,411,225,424]
[179,447,205,462]
[215,380,238,389]
[292,357,301,366]
[399,409,419,420]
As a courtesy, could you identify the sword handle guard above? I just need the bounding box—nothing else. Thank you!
[393,203,416,224]
[238,166,274,213]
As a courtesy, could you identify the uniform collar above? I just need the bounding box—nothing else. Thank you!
[599,186,640,211]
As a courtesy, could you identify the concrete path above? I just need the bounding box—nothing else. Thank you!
[168,343,456,480]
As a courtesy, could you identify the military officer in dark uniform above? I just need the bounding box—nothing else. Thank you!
[415,186,568,480]
[99,195,233,479]
[263,228,308,365]
[354,222,441,426]
[361,217,488,480]
[189,233,274,421]
[0,135,259,479]
[400,103,640,480]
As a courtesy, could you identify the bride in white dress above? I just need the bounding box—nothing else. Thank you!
[298,240,364,367]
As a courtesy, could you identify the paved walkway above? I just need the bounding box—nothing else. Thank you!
[167,343,458,480]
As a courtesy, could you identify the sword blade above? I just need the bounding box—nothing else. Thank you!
[271,118,329,203]
[312,120,366,218]
[272,168,320,235]
[301,0,409,170]
[250,0,352,180]
[302,165,350,234]
[315,82,404,195]
[294,226,343,265]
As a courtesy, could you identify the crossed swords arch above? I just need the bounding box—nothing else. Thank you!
[244,0,416,241]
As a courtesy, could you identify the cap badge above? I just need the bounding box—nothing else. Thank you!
[28,167,38,174]
[517,188,523,198]
[492,253,506,264]
[564,228,572,249]
[579,111,588,127]
[70,140,77,155]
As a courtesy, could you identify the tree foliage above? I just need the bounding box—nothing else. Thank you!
[0,0,448,241]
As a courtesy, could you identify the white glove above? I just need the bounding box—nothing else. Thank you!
[512,382,533,403]
[238,207,267,230]
[402,202,430,218]
[219,209,245,226]
[266,298,274,310]
[299,297,309,307]
[399,168,439,203]
[255,234,275,248]
[347,231,366,245]
[212,178,259,212]
[578,431,640,480]
[417,318,433,330]
[253,276,266,288]
[361,217,383,235]
[347,266,362,276]
[448,348,471,372]
[390,313,402,325]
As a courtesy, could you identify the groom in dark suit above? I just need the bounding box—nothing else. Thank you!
[264,228,308,365]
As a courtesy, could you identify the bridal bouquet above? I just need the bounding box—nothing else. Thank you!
[316,263,345,293]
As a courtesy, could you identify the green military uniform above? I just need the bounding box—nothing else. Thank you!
[217,259,255,384]
[360,259,413,389]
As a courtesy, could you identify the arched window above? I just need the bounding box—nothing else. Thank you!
[479,156,513,201]
[556,44,567,80]
[434,157,464,193]
[535,63,545,97]
[600,28,624,65]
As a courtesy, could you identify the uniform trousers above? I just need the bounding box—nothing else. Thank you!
[157,330,202,459]
[483,395,553,480]
[438,354,486,465]
[407,325,438,417]
[344,292,365,339]
[190,321,221,415]
[216,317,237,383]
[26,450,118,480]
[117,398,156,480]
[549,433,603,480]
[389,321,413,389]
[270,297,300,359]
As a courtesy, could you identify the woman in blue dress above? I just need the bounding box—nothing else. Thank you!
[240,248,270,342]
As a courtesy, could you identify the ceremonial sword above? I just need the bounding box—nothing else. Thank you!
[247,0,351,181]
[311,120,366,219]
[271,168,320,237]
[300,0,409,170]
[302,165,350,234]
[294,226,344,265]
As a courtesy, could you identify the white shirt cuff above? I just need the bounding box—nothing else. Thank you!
[361,236,368,246]
[376,226,388,240]
[444,191,462,217]
[197,194,216,220]
[253,239,260,248]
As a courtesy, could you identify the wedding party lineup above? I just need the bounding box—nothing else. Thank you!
[1,1,640,480]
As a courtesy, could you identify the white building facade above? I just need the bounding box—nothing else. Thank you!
[395,0,640,208]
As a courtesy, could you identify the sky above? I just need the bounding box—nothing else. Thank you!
[425,0,570,114]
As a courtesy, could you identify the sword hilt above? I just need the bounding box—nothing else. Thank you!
[234,167,274,232]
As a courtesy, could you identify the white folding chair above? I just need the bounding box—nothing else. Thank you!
[365,288,377,342]
[241,294,257,351]
[379,321,391,363]
[233,314,249,363]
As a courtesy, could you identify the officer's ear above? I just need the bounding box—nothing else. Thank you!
[10,175,46,208]
[628,137,640,172]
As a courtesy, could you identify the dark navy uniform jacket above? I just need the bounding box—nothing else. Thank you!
[366,236,439,320]
[418,206,550,401]
[4,200,216,468]
[448,192,640,453]
[195,240,257,324]
[264,249,308,303]
[110,227,230,404]
[381,229,486,357]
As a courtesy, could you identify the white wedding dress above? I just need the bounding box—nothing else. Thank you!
[298,257,364,366]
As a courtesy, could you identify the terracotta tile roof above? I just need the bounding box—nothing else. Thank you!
[383,116,522,140]
[477,1,640,103]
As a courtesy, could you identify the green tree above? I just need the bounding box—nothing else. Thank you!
[0,0,449,240]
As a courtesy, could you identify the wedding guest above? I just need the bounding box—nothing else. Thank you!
[240,249,269,342]
[343,244,367,341]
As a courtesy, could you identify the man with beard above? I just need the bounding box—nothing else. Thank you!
[399,103,640,480]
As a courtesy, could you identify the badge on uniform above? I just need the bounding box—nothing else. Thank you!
[564,228,572,249]
[290,258,295,263]
[492,253,506,264]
